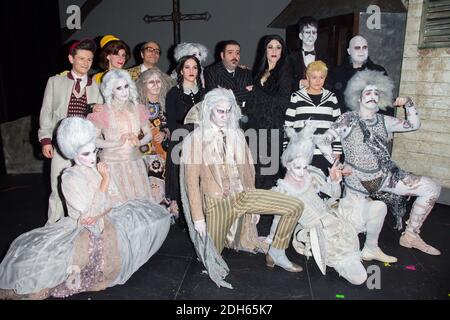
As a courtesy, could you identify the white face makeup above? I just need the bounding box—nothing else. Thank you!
[287,157,310,179]
[112,78,130,103]
[75,142,97,168]
[211,100,232,129]
[348,36,368,65]
[266,39,282,66]
[360,85,380,110]
[145,73,162,96]
[299,25,318,49]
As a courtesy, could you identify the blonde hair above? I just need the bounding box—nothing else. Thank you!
[306,60,328,77]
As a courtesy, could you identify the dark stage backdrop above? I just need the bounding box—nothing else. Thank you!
[0,0,62,174]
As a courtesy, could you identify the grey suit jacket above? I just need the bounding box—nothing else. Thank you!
[38,73,103,143]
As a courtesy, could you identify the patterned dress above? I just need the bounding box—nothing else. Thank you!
[139,101,170,206]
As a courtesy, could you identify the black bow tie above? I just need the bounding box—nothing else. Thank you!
[303,50,316,56]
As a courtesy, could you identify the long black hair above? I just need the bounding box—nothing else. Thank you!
[175,55,203,89]
[253,35,287,81]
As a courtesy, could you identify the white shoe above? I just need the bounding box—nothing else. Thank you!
[266,247,303,272]
[361,247,397,263]
[399,232,441,255]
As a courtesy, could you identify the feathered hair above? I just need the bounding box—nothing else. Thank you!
[174,42,209,64]
[57,117,96,160]
[344,70,394,111]
[281,121,317,168]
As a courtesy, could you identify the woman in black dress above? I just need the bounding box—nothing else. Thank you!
[165,55,204,221]
[250,35,290,189]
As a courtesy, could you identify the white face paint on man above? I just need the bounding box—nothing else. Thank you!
[299,25,318,49]
[360,85,380,111]
[211,100,232,129]
[287,157,310,179]
[74,142,97,167]
[112,78,130,103]
[348,36,369,65]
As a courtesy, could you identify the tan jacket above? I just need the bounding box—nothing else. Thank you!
[38,73,103,143]
[183,129,255,221]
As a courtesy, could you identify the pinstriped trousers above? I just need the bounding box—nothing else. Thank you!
[204,189,303,253]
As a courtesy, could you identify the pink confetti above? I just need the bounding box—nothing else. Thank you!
[405,265,416,271]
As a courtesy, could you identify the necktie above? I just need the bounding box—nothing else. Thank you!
[230,71,235,78]
[74,78,82,93]
[303,50,316,56]
[219,130,227,158]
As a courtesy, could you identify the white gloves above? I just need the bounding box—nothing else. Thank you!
[194,219,207,238]
[251,214,260,224]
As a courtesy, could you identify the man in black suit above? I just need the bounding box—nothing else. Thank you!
[283,16,328,94]
[328,35,388,113]
[204,40,253,124]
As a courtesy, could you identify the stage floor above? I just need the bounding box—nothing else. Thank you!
[1,174,448,300]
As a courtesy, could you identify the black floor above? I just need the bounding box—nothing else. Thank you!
[0,174,449,300]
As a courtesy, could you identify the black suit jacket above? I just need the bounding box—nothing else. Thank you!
[204,62,253,107]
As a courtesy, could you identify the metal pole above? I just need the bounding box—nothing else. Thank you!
[173,0,181,44]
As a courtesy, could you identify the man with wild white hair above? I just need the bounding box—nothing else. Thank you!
[180,88,304,288]
[328,35,387,113]
[317,70,441,259]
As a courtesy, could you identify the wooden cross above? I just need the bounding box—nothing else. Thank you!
[143,0,211,44]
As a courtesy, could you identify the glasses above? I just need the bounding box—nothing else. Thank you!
[143,47,161,55]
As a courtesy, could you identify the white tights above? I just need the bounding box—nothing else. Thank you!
[382,174,441,235]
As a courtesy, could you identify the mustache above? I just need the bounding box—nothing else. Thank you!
[231,59,238,63]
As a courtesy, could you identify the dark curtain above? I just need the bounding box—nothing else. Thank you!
[0,0,62,174]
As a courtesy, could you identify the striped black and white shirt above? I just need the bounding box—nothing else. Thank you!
[284,88,342,155]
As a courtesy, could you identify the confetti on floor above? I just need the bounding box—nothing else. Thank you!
[384,262,391,267]
[336,294,345,299]
[405,265,416,271]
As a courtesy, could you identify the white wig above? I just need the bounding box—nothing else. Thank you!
[174,42,209,64]
[57,117,96,160]
[281,122,317,168]
[344,70,394,111]
[201,88,241,131]
[101,69,139,106]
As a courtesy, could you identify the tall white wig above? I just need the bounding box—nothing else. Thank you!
[174,42,209,64]
[344,70,394,111]
[57,117,96,160]
[201,88,241,131]
[101,69,139,106]
[281,122,317,168]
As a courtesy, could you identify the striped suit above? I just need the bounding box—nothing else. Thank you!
[284,88,342,174]
[204,62,253,107]
[183,128,303,253]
